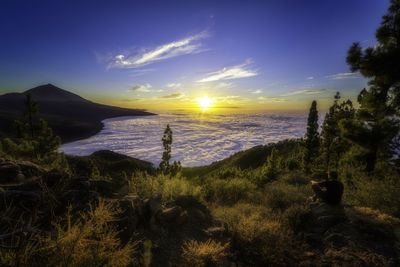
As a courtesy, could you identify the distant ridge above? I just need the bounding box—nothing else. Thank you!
[0,84,155,142]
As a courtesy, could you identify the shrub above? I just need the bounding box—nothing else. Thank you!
[344,173,400,217]
[202,177,257,204]
[263,182,309,212]
[286,157,301,171]
[182,239,229,267]
[130,172,201,200]
[40,200,138,267]
[281,171,310,185]
[213,166,244,179]
[212,203,289,265]
[281,204,313,233]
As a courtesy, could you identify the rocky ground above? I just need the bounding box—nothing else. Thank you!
[1,158,399,266]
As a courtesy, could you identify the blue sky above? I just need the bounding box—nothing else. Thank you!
[0,0,390,111]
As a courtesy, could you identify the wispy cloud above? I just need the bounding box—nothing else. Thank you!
[280,89,326,97]
[251,89,262,94]
[325,72,361,80]
[109,31,208,68]
[160,92,184,99]
[130,83,152,93]
[166,83,182,89]
[306,76,314,80]
[257,96,286,103]
[196,59,257,83]
[121,98,144,102]
[128,68,155,77]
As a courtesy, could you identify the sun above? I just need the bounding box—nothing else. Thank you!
[198,96,213,110]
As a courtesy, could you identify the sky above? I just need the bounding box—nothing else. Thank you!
[0,0,390,112]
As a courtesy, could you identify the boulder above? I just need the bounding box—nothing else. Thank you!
[42,171,67,187]
[0,178,41,191]
[67,177,90,191]
[157,206,181,223]
[309,202,347,233]
[60,190,99,210]
[90,180,117,197]
[18,161,46,177]
[312,202,346,218]
[323,233,348,247]
[156,206,188,227]
[0,190,41,209]
[144,195,162,218]
[0,162,23,184]
[116,195,144,235]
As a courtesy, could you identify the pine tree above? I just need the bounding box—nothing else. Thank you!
[13,94,61,161]
[15,94,38,139]
[303,100,319,173]
[342,0,400,172]
[160,124,173,174]
[35,118,61,159]
[265,148,278,180]
[321,92,355,173]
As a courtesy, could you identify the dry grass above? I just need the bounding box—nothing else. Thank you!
[0,200,139,267]
[182,239,229,267]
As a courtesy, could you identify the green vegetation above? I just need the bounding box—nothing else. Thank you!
[159,124,181,176]
[303,100,319,173]
[1,1,400,266]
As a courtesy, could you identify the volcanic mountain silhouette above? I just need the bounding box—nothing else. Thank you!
[0,84,154,142]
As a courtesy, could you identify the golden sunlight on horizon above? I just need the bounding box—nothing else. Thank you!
[197,96,213,111]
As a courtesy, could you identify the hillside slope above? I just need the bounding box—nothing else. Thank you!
[183,139,302,177]
[0,84,155,142]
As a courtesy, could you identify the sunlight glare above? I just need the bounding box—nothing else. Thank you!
[198,96,213,110]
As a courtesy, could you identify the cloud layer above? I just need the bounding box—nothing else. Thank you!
[109,32,208,68]
[61,113,307,167]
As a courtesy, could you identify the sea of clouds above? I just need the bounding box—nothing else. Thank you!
[60,113,307,167]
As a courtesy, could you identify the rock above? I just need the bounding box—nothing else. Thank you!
[67,177,90,191]
[312,202,346,218]
[303,232,323,247]
[157,206,182,223]
[310,202,347,232]
[205,226,226,238]
[0,190,41,209]
[323,233,348,247]
[317,215,347,230]
[144,195,162,217]
[90,180,116,197]
[0,178,41,191]
[18,161,46,177]
[0,162,22,184]
[42,171,66,187]
[60,190,99,210]
[116,195,144,235]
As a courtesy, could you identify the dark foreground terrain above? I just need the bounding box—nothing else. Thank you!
[1,144,399,266]
[0,84,155,142]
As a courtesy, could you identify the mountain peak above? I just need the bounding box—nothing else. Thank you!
[23,84,88,102]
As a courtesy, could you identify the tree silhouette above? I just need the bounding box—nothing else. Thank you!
[321,92,355,173]
[303,100,319,173]
[342,0,400,172]
[160,124,172,174]
[13,94,60,160]
[25,94,38,139]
